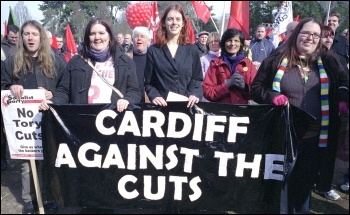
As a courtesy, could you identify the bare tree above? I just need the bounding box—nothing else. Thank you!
[70,2,88,43]
[14,1,32,27]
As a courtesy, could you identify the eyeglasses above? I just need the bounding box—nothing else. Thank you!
[322,35,334,39]
[299,31,321,39]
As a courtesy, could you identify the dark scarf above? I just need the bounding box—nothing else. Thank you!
[222,53,245,73]
[196,42,207,54]
[87,47,111,62]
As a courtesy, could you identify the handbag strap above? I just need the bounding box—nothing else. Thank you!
[81,56,124,98]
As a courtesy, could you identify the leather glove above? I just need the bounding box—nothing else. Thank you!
[225,73,245,90]
[272,94,289,106]
[339,101,349,117]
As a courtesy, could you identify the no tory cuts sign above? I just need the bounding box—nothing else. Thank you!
[41,102,313,213]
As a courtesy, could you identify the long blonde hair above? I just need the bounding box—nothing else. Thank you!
[13,20,56,79]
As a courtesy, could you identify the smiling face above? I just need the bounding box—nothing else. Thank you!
[164,10,184,37]
[224,36,241,56]
[22,25,41,57]
[321,34,334,50]
[89,23,110,51]
[327,15,340,32]
[296,21,321,55]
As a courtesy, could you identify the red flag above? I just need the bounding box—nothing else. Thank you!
[191,1,211,24]
[51,35,59,50]
[4,20,8,36]
[65,24,78,57]
[150,1,160,44]
[294,15,300,22]
[187,18,195,44]
[227,1,250,39]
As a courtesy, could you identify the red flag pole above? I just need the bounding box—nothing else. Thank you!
[66,24,78,54]
[191,1,211,24]
[227,1,250,39]
[187,18,195,44]
[64,24,78,62]
[51,35,59,50]
[150,1,160,44]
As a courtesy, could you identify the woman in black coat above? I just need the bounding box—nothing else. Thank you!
[144,4,203,108]
[40,18,141,112]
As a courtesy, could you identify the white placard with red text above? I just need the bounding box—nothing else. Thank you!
[1,89,45,160]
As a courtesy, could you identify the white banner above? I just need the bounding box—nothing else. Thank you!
[1,89,45,160]
[272,1,294,35]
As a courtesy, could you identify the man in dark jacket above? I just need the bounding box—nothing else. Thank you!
[195,31,209,57]
[1,24,19,59]
[1,24,19,170]
[324,11,349,76]
[249,24,275,70]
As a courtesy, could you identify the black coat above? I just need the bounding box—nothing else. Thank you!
[144,44,203,101]
[1,37,17,59]
[1,54,65,93]
[251,52,349,144]
[51,49,141,104]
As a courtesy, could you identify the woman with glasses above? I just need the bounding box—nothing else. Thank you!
[202,28,257,104]
[313,25,349,201]
[250,18,349,214]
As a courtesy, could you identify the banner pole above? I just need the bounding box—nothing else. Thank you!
[210,16,219,33]
[30,159,45,214]
[220,1,226,37]
[324,1,331,26]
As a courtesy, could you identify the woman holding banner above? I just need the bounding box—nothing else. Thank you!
[1,20,66,214]
[250,18,349,213]
[144,3,203,108]
[40,18,141,112]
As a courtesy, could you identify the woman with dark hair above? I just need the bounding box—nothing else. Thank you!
[144,3,203,108]
[40,18,141,112]
[313,25,347,201]
[251,18,349,213]
[1,20,66,214]
[202,28,257,104]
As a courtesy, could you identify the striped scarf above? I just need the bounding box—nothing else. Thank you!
[272,56,329,147]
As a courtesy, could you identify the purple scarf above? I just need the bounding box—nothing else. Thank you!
[222,53,245,74]
[87,47,110,62]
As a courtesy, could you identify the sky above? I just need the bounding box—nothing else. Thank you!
[1,1,230,35]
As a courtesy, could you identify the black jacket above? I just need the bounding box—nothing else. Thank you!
[1,37,17,59]
[251,52,349,144]
[1,54,65,93]
[331,34,349,75]
[144,44,203,101]
[51,49,141,104]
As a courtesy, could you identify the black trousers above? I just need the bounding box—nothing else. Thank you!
[1,114,7,161]
[280,135,319,214]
